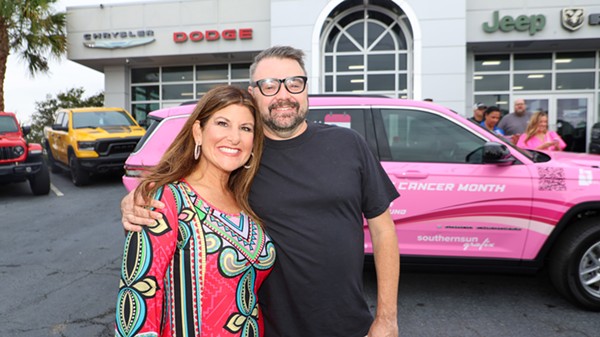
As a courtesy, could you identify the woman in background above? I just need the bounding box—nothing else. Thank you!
[517,111,566,151]
[480,106,505,136]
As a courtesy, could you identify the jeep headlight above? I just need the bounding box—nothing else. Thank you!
[77,141,96,151]
[13,146,25,157]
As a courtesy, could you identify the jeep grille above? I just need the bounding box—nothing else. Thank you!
[96,138,141,156]
[0,146,18,160]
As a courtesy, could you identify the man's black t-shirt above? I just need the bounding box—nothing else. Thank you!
[249,122,399,337]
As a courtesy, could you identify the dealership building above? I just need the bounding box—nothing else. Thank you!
[66,0,600,152]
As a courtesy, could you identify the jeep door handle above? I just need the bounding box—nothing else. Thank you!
[392,171,429,179]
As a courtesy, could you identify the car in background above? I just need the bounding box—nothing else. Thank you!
[0,111,50,195]
[123,95,600,311]
[44,107,145,186]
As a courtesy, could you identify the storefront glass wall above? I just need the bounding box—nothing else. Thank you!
[130,63,251,125]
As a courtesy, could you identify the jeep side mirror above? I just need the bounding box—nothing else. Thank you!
[21,125,31,136]
[466,142,515,165]
[52,124,67,131]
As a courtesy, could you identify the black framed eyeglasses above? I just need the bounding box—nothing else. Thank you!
[251,76,308,97]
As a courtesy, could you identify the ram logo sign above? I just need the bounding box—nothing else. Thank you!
[561,8,585,31]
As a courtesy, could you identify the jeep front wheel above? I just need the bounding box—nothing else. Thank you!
[69,154,90,186]
[29,161,51,195]
[549,217,600,311]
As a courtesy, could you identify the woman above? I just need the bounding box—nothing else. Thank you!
[115,86,275,337]
[480,106,505,136]
[517,111,566,151]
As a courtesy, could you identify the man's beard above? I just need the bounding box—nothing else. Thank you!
[264,100,306,133]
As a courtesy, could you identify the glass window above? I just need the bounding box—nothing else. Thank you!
[337,55,363,72]
[132,68,159,83]
[132,86,159,101]
[0,115,18,132]
[555,52,595,69]
[325,76,333,91]
[197,65,228,81]
[514,53,552,70]
[162,84,193,100]
[368,74,394,91]
[162,66,193,82]
[337,75,364,92]
[306,108,366,138]
[322,5,412,98]
[231,63,250,80]
[398,54,407,71]
[381,109,484,163]
[513,73,551,90]
[474,94,510,116]
[556,72,595,90]
[132,103,160,126]
[197,82,228,96]
[368,54,394,71]
[373,33,395,51]
[474,74,509,91]
[474,55,509,71]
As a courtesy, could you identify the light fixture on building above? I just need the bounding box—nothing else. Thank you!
[351,78,365,83]
[555,58,572,64]
[513,86,524,90]
[473,76,483,80]
[348,65,365,70]
[482,61,501,66]
[527,74,545,79]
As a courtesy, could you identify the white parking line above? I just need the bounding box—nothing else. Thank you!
[50,183,64,197]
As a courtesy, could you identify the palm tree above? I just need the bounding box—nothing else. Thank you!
[0,0,67,111]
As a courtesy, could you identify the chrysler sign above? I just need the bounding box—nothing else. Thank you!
[173,28,253,43]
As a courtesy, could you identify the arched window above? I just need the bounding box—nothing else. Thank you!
[321,1,413,98]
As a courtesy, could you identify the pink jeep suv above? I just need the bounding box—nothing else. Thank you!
[123,96,600,311]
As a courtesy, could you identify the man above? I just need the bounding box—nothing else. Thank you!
[498,98,531,144]
[122,46,400,337]
[468,102,487,124]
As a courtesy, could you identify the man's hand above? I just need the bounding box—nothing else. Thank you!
[367,315,398,337]
[121,189,164,232]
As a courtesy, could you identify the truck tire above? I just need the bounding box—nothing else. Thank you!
[69,153,90,186]
[548,217,600,311]
[29,161,51,195]
[44,141,62,173]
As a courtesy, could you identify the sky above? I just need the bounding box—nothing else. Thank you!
[4,0,144,124]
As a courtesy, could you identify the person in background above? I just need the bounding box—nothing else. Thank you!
[468,102,487,124]
[115,86,275,337]
[121,46,400,337]
[517,110,566,151]
[480,106,504,136]
[498,98,531,143]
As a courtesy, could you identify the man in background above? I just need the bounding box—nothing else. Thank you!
[468,102,487,124]
[498,98,531,144]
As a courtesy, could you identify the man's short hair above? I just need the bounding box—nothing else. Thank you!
[473,102,487,110]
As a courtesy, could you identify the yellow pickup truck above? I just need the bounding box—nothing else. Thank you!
[43,107,145,186]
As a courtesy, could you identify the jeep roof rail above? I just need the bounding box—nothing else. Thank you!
[308,93,392,98]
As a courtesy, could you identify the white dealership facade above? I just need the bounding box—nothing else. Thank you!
[66,0,600,152]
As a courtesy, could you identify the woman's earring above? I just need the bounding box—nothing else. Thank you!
[194,143,201,160]
[243,152,255,169]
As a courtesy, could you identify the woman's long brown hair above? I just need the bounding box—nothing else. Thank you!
[523,111,547,143]
[135,85,264,223]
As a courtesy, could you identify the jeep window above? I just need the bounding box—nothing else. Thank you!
[380,108,485,163]
[306,108,367,138]
[132,115,163,153]
[73,110,137,129]
[0,115,18,133]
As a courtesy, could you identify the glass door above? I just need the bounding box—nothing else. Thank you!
[520,94,594,153]
[554,94,593,153]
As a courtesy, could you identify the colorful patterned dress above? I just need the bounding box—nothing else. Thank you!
[115,181,276,337]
